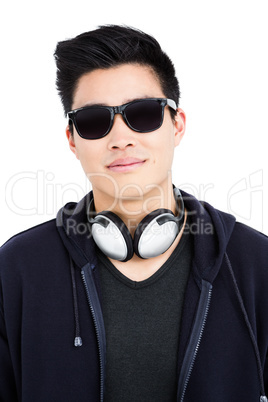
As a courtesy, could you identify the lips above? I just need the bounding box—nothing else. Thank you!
[107,157,146,172]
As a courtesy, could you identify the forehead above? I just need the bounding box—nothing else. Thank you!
[72,63,165,109]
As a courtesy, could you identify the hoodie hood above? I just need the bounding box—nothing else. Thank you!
[56,189,236,286]
[56,191,97,268]
[180,190,236,286]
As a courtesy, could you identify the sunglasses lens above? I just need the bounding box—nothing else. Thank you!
[125,100,163,132]
[72,99,165,139]
[75,107,111,139]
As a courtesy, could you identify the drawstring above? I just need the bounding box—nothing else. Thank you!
[70,256,83,347]
[225,252,266,400]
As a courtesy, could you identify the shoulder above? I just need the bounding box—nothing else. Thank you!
[226,221,268,279]
[228,221,268,253]
[1,219,57,251]
[0,219,64,276]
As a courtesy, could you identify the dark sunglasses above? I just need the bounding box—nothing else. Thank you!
[67,98,177,140]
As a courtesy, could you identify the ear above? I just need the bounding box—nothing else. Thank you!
[174,108,186,147]
[66,125,79,160]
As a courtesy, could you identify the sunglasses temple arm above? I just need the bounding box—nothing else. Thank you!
[167,99,177,111]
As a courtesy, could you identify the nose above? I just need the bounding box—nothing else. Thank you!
[107,114,136,150]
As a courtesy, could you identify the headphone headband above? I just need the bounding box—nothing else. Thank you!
[87,187,184,262]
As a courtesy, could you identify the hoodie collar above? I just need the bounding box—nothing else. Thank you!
[56,189,236,285]
[180,190,236,285]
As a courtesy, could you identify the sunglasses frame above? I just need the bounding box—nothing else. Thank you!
[67,98,177,140]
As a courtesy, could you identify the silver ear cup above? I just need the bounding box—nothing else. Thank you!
[134,213,179,259]
[91,213,134,262]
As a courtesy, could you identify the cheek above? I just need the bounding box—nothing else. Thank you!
[75,140,100,172]
[152,125,175,165]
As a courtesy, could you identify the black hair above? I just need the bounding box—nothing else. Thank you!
[54,25,180,118]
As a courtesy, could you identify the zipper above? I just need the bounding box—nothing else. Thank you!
[81,263,106,402]
[177,280,212,402]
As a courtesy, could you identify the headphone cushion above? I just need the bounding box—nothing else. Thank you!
[91,211,134,261]
[133,209,179,259]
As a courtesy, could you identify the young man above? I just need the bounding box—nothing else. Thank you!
[0,25,267,402]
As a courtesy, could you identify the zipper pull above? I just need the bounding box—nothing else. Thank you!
[74,336,83,347]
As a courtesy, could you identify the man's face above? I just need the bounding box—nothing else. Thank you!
[67,63,185,210]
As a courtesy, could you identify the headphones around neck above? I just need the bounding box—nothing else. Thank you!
[87,187,184,262]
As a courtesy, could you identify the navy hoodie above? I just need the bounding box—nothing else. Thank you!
[0,190,267,401]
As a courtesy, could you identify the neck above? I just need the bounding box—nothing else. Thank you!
[93,181,177,236]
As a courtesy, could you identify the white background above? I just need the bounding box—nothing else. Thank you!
[1,0,267,245]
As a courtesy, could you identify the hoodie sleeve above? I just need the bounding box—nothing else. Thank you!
[226,222,268,396]
[264,354,268,394]
[0,271,18,401]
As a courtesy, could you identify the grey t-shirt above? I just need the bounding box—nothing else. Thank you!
[97,229,193,402]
